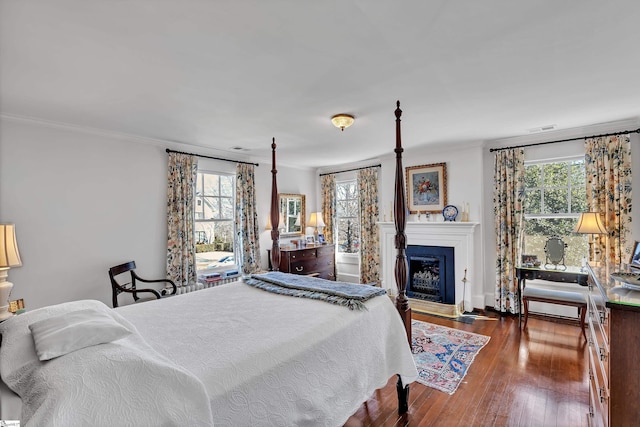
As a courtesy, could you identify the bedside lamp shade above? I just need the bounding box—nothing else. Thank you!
[308,212,326,228]
[574,212,607,235]
[0,224,21,320]
[574,212,607,264]
[308,212,326,240]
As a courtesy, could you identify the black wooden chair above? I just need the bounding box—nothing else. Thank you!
[108,261,177,308]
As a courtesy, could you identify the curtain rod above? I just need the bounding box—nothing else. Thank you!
[319,164,381,177]
[489,128,640,153]
[165,148,259,166]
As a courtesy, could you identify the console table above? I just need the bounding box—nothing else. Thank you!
[515,266,588,327]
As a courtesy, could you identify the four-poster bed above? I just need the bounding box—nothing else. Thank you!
[0,102,417,425]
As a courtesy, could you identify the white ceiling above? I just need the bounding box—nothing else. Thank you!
[2,1,640,168]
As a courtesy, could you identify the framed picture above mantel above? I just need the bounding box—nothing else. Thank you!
[406,162,447,214]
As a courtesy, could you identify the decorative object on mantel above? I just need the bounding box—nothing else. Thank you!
[330,114,355,131]
[442,205,458,222]
[411,320,490,395]
[461,202,470,222]
[405,162,447,214]
[0,224,22,320]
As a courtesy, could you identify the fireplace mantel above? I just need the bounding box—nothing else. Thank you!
[378,221,479,312]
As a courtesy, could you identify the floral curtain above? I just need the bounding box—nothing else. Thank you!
[358,167,380,284]
[585,135,633,265]
[321,174,336,244]
[167,152,198,287]
[494,148,525,314]
[235,163,261,274]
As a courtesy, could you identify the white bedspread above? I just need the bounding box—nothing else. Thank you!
[117,280,418,426]
[0,300,214,427]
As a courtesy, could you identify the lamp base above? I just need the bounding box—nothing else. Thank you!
[0,272,15,320]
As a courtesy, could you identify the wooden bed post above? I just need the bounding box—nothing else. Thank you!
[394,101,412,416]
[393,101,412,345]
[270,138,281,271]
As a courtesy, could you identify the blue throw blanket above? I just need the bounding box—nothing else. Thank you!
[244,272,386,310]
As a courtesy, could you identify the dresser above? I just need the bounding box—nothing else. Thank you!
[267,245,336,281]
[586,263,640,426]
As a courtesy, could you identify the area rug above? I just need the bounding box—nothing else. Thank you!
[411,320,490,395]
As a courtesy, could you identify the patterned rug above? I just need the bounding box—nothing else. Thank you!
[411,320,490,395]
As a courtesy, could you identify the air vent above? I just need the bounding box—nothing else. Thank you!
[528,124,557,133]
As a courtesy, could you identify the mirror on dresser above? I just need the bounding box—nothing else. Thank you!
[279,193,305,236]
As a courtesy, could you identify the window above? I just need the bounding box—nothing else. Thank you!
[194,171,235,272]
[523,157,588,266]
[336,180,360,253]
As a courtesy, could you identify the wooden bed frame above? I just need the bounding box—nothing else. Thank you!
[268,101,413,414]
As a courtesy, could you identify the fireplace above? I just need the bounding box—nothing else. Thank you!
[378,221,478,315]
[406,245,455,304]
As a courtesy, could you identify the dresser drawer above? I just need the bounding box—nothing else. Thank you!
[287,248,317,261]
[271,245,336,281]
[588,336,608,427]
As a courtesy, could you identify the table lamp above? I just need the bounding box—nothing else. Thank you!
[0,224,22,320]
[308,212,326,241]
[574,212,607,264]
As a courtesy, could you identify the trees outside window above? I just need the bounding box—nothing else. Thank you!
[523,157,588,267]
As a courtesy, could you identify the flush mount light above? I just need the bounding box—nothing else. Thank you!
[331,114,355,131]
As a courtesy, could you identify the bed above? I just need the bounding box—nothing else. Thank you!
[0,102,416,426]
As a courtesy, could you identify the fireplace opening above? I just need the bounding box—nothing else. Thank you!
[406,245,455,304]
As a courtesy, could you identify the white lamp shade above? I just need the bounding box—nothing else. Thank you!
[0,224,21,268]
[265,213,286,231]
[308,212,326,228]
[574,212,607,234]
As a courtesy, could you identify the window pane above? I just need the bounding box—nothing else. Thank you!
[570,161,585,187]
[524,164,541,187]
[196,175,204,195]
[337,218,360,253]
[571,187,587,213]
[336,200,349,217]
[220,175,233,197]
[543,163,568,186]
[203,196,218,219]
[195,197,204,219]
[221,197,233,220]
[195,221,235,270]
[204,174,219,196]
[524,189,541,214]
[543,188,569,214]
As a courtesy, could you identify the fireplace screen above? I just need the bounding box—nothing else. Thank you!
[406,245,455,304]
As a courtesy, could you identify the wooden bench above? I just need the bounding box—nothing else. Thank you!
[522,286,587,338]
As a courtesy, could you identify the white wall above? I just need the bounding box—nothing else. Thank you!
[0,117,316,310]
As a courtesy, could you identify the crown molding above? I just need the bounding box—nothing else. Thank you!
[0,113,255,163]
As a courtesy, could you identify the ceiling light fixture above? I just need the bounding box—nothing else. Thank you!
[331,114,355,131]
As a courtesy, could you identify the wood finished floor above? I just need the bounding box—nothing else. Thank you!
[344,311,589,427]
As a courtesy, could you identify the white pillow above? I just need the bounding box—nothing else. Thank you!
[29,308,132,361]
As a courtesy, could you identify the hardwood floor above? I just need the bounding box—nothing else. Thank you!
[345,311,589,427]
